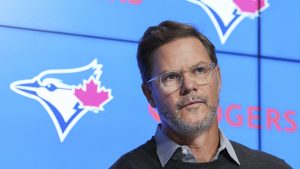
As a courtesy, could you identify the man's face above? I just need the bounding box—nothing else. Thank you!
[145,37,221,137]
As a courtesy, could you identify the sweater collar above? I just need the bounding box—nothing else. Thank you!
[154,124,240,167]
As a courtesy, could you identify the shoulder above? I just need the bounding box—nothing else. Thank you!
[109,137,161,169]
[230,140,292,169]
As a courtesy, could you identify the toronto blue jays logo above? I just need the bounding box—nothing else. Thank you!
[187,0,269,44]
[10,59,113,142]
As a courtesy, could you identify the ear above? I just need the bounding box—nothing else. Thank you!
[215,65,222,93]
[142,83,156,108]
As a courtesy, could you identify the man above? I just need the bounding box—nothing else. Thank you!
[110,21,291,169]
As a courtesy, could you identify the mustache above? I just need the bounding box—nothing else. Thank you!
[176,93,208,110]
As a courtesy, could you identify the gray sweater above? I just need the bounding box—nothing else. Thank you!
[110,137,292,169]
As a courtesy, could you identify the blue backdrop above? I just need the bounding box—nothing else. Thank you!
[0,0,299,168]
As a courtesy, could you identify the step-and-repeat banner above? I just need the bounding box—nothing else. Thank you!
[0,0,299,168]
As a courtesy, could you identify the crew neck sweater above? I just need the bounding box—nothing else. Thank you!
[110,137,292,169]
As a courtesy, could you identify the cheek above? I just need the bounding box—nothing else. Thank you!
[207,85,220,105]
[153,90,178,112]
[210,90,219,103]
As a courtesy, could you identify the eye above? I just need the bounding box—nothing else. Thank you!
[193,65,209,74]
[161,72,181,83]
[46,84,57,91]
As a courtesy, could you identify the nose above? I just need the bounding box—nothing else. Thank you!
[179,72,197,95]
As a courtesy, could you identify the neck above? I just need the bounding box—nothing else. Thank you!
[163,120,220,163]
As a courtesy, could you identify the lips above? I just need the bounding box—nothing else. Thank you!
[178,100,206,110]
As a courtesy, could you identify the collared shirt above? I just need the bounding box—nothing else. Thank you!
[154,125,240,167]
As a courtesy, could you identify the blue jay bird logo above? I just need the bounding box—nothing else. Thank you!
[10,59,113,142]
[187,0,269,44]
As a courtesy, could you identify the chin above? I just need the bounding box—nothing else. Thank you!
[180,108,208,119]
[181,115,206,125]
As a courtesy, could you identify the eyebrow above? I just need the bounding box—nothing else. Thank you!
[190,61,210,68]
[166,61,210,72]
[151,61,211,79]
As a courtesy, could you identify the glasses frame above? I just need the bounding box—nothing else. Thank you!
[147,62,216,93]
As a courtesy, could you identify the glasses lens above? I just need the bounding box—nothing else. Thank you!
[160,71,182,92]
[191,63,212,85]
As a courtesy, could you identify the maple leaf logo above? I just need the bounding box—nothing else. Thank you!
[74,78,113,112]
[233,0,269,17]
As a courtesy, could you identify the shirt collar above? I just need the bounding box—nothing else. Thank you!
[154,125,240,167]
[154,125,180,167]
[219,130,240,165]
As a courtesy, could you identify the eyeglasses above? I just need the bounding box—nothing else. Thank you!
[147,62,216,94]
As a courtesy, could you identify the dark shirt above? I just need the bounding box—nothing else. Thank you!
[110,137,292,169]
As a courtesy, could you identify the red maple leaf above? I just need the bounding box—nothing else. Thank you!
[74,79,110,108]
[233,0,268,13]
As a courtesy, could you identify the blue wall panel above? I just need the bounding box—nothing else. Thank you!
[261,0,300,60]
[261,60,300,167]
[218,53,258,149]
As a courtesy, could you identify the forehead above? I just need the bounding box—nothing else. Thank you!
[151,37,211,75]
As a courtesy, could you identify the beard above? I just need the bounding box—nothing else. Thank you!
[157,93,218,138]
